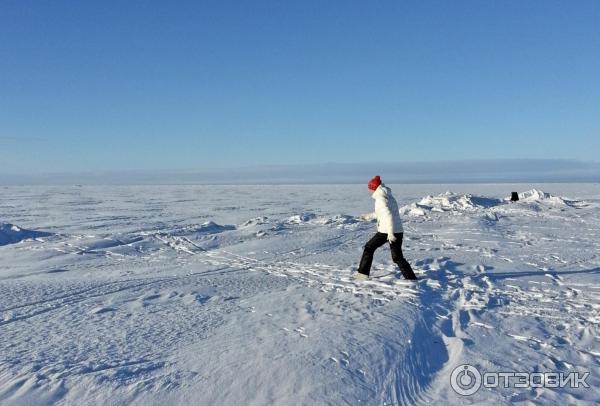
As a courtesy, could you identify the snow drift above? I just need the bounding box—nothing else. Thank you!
[168,221,236,236]
[400,192,502,216]
[0,222,52,246]
[516,189,585,207]
[286,212,359,226]
[400,189,587,217]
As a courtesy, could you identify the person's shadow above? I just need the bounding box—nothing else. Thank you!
[402,258,599,403]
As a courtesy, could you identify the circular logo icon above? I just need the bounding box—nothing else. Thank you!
[450,364,482,396]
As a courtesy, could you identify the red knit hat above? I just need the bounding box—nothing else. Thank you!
[368,175,382,191]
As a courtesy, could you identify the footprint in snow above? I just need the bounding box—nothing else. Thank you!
[294,327,308,337]
[280,327,307,337]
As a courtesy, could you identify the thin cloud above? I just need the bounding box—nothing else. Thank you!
[1,159,599,185]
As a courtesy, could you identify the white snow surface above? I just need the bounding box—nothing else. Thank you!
[0,184,599,405]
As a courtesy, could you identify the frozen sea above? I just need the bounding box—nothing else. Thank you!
[1,183,599,405]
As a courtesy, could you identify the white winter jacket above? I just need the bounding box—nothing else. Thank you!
[368,184,404,234]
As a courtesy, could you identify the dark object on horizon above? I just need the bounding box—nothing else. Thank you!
[510,192,519,201]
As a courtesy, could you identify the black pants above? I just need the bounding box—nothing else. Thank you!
[358,232,417,279]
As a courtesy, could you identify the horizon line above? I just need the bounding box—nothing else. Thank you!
[1,159,599,185]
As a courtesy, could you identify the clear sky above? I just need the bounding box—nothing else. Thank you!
[1,1,599,173]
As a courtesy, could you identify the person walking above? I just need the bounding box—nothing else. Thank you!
[356,176,417,280]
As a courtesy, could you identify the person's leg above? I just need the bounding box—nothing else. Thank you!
[390,233,417,280]
[357,233,388,276]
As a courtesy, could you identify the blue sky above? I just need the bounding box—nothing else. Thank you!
[1,1,599,173]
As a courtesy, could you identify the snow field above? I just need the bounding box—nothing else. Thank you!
[1,184,598,405]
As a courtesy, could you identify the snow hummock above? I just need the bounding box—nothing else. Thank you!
[400,192,502,216]
[399,189,587,218]
[517,189,584,206]
[169,221,236,236]
[519,188,553,201]
[314,214,358,225]
[240,216,270,227]
[286,212,359,226]
[286,212,317,224]
[0,222,52,246]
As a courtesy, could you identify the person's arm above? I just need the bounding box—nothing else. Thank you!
[358,212,376,221]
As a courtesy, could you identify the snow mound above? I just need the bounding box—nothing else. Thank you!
[170,221,236,236]
[239,216,270,228]
[81,221,237,256]
[401,192,502,216]
[403,206,427,217]
[286,213,359,226]
[286,212,317,224]
[517,189,583,206]
[0,222,52,246]
[314,214,359,225]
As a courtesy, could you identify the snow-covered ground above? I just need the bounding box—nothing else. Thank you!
[1,183,598,405]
